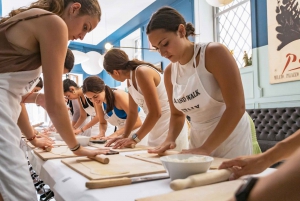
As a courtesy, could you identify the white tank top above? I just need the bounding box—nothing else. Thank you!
[128,65,169,114]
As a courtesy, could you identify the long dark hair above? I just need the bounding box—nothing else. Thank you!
[63,79,79,92]
[146,6,195,38]
[64,49,75,73]
[36,77,43,89]
[103,49,161,74]
[0,0,101,23]
[82,76,115,114]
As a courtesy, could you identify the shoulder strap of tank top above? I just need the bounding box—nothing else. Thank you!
[2,13,54,27]
[193,43,202,68]
[134,64,161,84]
[198,42,210,68]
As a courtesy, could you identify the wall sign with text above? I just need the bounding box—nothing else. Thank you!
[267,0,300,84]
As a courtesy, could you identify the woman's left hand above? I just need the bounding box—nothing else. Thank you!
[112,138,136,149]
[31,137,54,149]
[181,147,210,155]
[74,129,81,135]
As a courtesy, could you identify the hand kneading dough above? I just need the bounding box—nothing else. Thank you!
[50,147,74,156]
[80,161,129,176]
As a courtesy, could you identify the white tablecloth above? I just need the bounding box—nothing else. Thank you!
[27,149,276,201]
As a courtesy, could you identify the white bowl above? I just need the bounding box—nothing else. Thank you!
[75,136,90,146]
[53,133,63,141]
[160,154,213,181]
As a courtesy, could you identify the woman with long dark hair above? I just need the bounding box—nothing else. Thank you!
[82,76,147,144]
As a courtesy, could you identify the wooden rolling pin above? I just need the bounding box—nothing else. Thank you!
[86,175,169,189]
[88,155,110,164]
[170,169,232,191]
[157,150,179,156]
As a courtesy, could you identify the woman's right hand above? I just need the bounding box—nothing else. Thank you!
[105,136,125,147]
[148,140,177,154]
[218,154,270,179]
[73,146,110,157]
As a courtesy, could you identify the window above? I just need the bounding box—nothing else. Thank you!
[214,0,252,68]
[26,73,82,126]
[134,37,142,60]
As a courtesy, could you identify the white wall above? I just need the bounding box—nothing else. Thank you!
[2,0,34,17]
[194,0,214,43]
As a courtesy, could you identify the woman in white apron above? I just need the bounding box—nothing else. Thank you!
[63,79,99,137]
[146,7,255,158]
[82,76,148,145]
[0,1,104,200]
[103,49,189,151]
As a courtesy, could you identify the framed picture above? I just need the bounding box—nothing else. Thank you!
[267,0,300,84]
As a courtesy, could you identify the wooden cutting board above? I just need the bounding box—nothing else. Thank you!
[27,141,67,149]
[33,146,80,161]
[136,180,243,201]
[61,155,166,180]
[89,143,151,152]
[125,153,229,169]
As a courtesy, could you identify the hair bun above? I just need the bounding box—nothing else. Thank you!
[186,23,195,37]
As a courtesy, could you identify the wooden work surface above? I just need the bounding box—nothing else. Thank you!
[61,155,166,180]
[125,153,229,169]
[136,180,243,201]
[33,146,83,161]
[27,141,67,149]
[89,143,151,153]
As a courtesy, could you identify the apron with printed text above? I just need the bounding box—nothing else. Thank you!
[128,66,188,150]
[171,43,252,158]
[0,67,42,200]
[103,104,148,145]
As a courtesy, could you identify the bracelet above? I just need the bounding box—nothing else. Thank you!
[69,143,81,152]
[81,127,84,133]
[35,93,41,105]
[27,134,36,141]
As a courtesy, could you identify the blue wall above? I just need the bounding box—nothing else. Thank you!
[69,0,194,76]
[241,0,300,109]
[0,0,2,17]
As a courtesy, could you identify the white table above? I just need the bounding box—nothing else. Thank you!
[27,149,276,201]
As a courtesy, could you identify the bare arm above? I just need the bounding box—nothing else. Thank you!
[196,43,246,154]
[148,63,186,153]
[247,148,300,201]
[122,80,139,138]
[114,90,142,136]
[132,67,162,140]
[18,104,53,148]
[219,129,300,179]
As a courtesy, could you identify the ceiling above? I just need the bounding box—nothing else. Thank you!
[75,0,156,45]
[2,0,156,45]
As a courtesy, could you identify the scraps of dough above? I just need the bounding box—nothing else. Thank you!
[50,147,74,156]
[80,161,129,176]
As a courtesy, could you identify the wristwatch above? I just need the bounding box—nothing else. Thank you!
[131,133,141,143]
[235,177,259,201]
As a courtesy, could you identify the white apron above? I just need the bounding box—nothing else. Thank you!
[128,65,188,150]
[0,68,42,201]
[171,43,252,158]
[79,96,99,137]
[103,104,148,145]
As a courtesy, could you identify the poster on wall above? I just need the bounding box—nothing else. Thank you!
[267,0,300,84]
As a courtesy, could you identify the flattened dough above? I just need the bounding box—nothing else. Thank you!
[80,161,129,176]
[50,147,74,156]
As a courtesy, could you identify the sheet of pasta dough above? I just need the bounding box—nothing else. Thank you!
[80,161,130,176]
[50,147,74,156]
